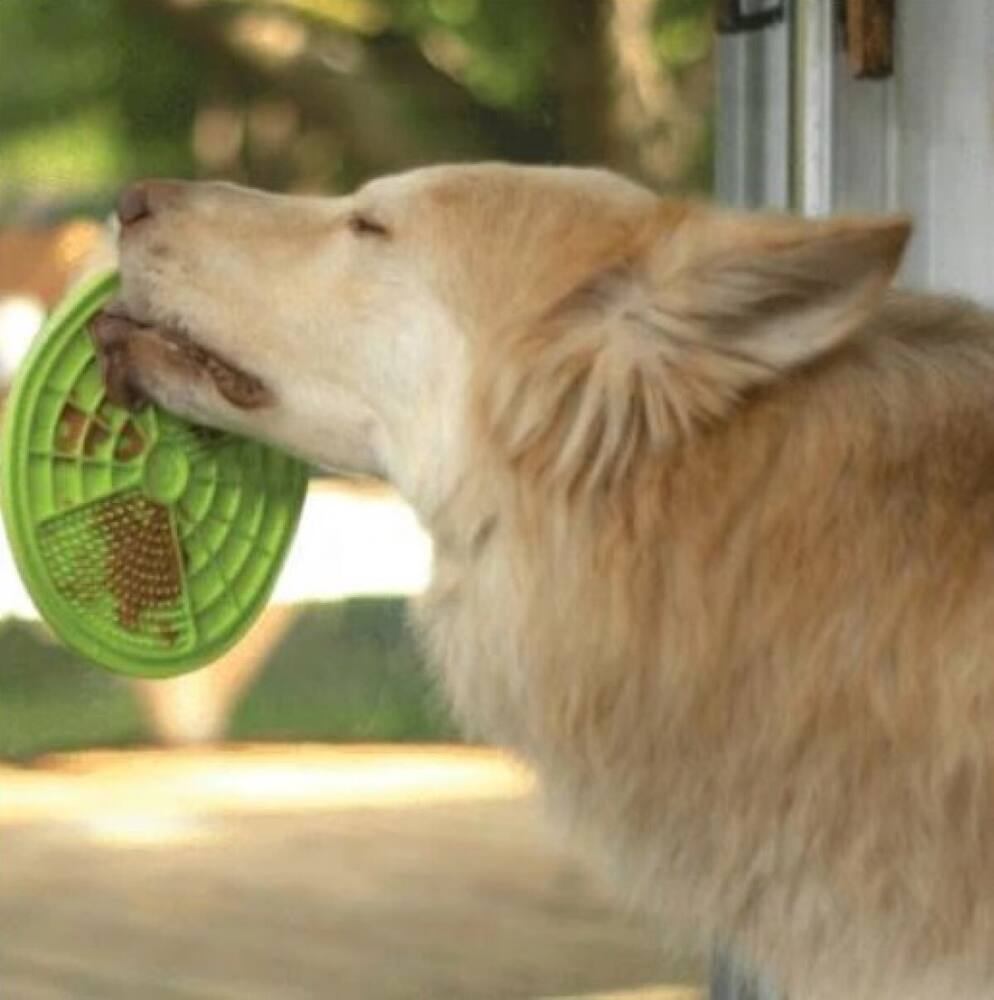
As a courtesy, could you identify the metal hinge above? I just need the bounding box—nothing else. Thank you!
[715,0,787,34]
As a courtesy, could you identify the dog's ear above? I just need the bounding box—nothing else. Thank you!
[652,211,911,374]
[479,204,910,495]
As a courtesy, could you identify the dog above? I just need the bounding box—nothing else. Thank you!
[92,163,994,999]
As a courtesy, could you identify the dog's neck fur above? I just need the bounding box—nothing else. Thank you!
[412,288,994,998]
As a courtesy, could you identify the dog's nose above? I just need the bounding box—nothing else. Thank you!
[116,179,183,228]
[116,182,153,227]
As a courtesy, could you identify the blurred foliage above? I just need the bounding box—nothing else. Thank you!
[370,0,555,110]
[0,0,714,753]
[0,617,147,759]
[654,0,713,67]
[231,598,457,743]
[0,0,714,223]
[0,0,210,219]
[0,598,453,760]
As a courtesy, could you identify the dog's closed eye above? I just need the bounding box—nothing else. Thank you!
[348,213,390,238]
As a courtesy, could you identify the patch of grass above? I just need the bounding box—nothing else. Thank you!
[228,599,458,744]
[0,619,147,760]
[0,598,457,761]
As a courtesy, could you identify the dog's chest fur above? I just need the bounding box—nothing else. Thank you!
[415,294,994,1000]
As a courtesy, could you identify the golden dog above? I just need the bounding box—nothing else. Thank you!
[96,163,994,999]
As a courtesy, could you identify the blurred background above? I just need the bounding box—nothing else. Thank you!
[0,0,713,757]
[0,2,713,997]
[4,3,989,997]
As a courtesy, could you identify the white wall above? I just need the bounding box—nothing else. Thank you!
[718,0,994,306]
[830,0,994,304]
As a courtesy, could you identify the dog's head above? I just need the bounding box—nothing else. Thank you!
[98,164,909,513]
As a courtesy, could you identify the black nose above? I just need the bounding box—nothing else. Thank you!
[116,182,153,227]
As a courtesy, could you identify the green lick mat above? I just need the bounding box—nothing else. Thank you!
[0,270,308,677]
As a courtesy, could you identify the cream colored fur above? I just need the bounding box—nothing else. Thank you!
[112,164,994,999]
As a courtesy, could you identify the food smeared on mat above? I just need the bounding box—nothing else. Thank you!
[0,271,308,677]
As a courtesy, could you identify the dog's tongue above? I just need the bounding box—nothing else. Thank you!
[89,314,148,410]
[89,312,270,411]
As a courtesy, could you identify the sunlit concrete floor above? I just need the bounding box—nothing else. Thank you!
[1,745,703,1000]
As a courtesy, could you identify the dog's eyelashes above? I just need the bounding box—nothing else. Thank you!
[348,213,390,238]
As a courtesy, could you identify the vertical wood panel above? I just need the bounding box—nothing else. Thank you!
[716,17,792,210]
[794,0,836,215]
[830,50,894,213]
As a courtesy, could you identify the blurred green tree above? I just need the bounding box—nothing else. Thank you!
[0,0,716,756]
[0,0,714,221]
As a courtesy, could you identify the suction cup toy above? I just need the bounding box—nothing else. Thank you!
[0,270,308,677]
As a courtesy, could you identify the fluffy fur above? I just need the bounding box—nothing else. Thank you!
[108,164,994,999]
